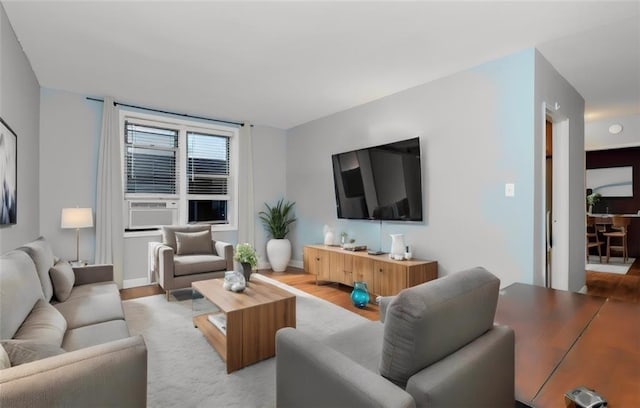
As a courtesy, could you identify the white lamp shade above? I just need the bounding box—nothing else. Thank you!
[61,208,93,229]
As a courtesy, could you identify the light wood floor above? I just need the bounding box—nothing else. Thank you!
[120,267,379,321]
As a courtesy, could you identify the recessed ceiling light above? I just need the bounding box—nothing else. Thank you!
[608,124,623,134]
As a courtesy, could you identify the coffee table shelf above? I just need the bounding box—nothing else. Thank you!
[192,278,296,373]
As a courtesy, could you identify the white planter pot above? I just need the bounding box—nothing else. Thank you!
[266,239,291,272]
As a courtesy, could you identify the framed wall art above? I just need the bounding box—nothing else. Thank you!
[0,116,17,225]
[586,166,633,197]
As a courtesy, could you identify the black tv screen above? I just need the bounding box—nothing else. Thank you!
[332,137,423,221]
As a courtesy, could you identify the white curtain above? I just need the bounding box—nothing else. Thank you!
[237,123,255,247]
[95,97,124,287]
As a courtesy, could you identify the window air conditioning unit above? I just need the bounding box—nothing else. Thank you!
[126,200,178,230]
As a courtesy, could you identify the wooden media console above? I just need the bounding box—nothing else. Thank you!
[303,244,437,297]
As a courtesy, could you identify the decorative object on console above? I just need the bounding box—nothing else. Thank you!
[350,281,370,308]
[234,243,257,283]
[404,246,412,260]
[0,116,17,225]
[340,232,348,246]
[259,199,296,272]
[390,233,405,259]
[323,225,334,245]
[223,271,246,292]
[60,207,93,265]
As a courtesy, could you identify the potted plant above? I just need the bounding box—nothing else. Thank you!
[586,193,601,214]
[259,199,296,272]
[234,243,257,282]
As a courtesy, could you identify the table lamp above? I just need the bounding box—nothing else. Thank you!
[61,207,93,266]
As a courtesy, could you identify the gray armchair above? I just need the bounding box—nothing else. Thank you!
[276,267,515,408]
[151,225,233,300]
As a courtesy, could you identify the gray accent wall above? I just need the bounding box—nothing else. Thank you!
[0,4,40,253]
[286,49,585,289]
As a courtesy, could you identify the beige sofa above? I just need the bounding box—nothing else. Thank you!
[0,237,147,407]
[276,267,515,408]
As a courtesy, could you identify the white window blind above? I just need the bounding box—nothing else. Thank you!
[124,122,178,194]
[186,131,229,195]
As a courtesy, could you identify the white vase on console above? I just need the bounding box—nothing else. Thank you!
[390,234,405,259]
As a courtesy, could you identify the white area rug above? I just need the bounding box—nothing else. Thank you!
[123,275,368,407]
[586,257,635,275]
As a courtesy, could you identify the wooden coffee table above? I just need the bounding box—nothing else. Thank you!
[192,278,296,373]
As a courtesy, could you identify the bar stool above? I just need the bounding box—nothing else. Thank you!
[585,215,603,263]
[603,216,630,263]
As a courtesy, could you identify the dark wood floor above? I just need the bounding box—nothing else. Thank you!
[585,257,640,303]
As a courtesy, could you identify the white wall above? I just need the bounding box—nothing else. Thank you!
[0,4,40,253]
[287,49,537,288]
[37,87,288,283]
[39,89,101,261]
[585,114,640,151]
[534,50,585,291]
[252,125,288,268]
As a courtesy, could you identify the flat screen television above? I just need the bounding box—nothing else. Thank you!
[331,137,423,221]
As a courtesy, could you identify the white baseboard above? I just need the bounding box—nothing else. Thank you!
[123,277,150,289]
[289,259,303,269]
[256,259,304,271]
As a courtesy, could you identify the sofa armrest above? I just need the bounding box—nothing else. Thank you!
[0,335,147,408]
[157,245,175,290]
[214,240,233,271]
[276,327,415,408]
[406,325,515,408]
[378,296,395,323]
[72,264,114,285]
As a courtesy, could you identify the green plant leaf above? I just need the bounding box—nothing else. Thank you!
[259,198,297,239]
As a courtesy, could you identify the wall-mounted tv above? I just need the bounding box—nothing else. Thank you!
[331,137,423,221]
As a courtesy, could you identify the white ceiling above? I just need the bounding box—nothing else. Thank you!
[3,1,639,129]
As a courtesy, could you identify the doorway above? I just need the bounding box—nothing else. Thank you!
[543,106,571,290]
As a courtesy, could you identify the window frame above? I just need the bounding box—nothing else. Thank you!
[119,110,240,232]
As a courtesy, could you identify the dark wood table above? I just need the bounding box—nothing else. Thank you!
[495,283,640,407]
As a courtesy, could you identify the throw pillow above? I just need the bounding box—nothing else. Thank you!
[49,260,75,302]
[0,343,10,369]
[175,230,213,255]
[1,340,65,366]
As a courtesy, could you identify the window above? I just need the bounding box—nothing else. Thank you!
[125,122,178,194]
[186,131,230,224]
[121,112,239,231]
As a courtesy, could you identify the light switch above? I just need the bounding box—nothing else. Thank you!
[505,183,515,197]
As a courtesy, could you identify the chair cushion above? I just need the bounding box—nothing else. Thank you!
[18,236,56,301]
[379,267,500,387]
[1,340,66,366]
[324,321,385,374]
[49,260,76,302]
[173,254,228,276]
[0,250,45,339]
[175,230,213,255]
[62,320,131,351]
[13,299,67,346]
[162,225,211,253]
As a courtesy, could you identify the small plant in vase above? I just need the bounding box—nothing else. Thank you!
[234,243,257,282]
[586,193,601,214]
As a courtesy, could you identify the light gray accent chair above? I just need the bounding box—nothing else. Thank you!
[152,225,233,300]
[0,237,147,407]
[276,267,515,408]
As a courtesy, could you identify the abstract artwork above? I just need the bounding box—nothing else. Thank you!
[586,166,633,197]
[0,117,17,225]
